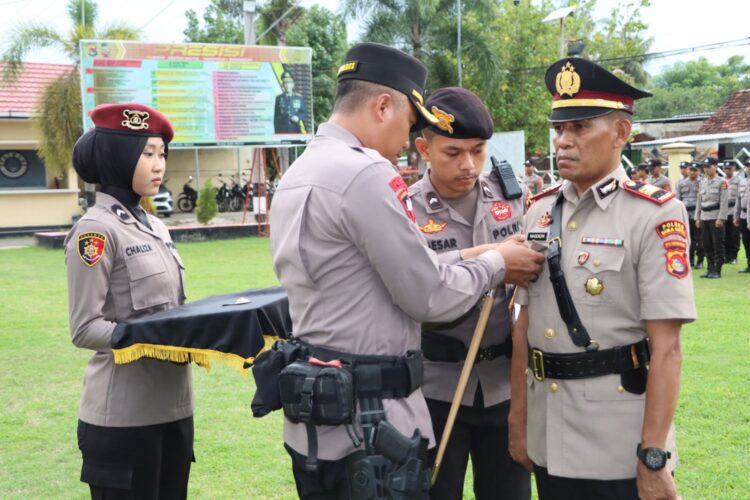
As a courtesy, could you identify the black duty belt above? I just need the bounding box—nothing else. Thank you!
[422,331,512,364]
[528,339,649,381]
[701,203,720,211]
[728,200,736,208]
[684,205,696,211]
[302,342,423,399]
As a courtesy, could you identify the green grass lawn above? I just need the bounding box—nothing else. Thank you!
[0,238,748,498]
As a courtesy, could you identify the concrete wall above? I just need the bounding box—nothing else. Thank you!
[167,147,258,196]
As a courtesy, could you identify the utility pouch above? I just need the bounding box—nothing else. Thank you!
[279,357,358,471]
[250,339,307,417]
[620,364,648,395]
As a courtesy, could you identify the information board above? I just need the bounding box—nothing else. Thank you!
[80,40,314,147]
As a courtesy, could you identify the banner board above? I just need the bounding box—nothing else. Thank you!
[80,40,313,147]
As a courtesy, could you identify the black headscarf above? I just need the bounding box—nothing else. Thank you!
[72,129,157,226]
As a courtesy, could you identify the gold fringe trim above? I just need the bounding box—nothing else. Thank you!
[112,335,279,374]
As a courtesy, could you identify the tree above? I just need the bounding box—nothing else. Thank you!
[196,179,218,224]
[637,56,750,119]
[1,0,140,180]
[184,0,243,44]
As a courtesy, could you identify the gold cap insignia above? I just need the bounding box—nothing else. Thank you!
[555,62,581,97]
[122,109,150,130]
[430,106,455,134]
[337,61,358,76]
[419,217,447,234]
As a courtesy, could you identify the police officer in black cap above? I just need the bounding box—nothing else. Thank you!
[695,157,729,277]
[410,87,531,500]
[269,43,542,499]
[676,162,704,268]
[647,158,672,191]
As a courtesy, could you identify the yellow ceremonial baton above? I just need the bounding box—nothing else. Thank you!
[431,288,497,486]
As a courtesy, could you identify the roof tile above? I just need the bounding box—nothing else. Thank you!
[698,89,750,134]
[0,62,75,114]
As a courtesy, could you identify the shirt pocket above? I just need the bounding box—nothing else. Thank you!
[569,245,625,305]
[125,252,171,310]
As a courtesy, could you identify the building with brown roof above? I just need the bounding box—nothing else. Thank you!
[0,62,81,233]
[698,89,750,135]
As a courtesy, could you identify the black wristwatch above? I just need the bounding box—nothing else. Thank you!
[636,443,671,471]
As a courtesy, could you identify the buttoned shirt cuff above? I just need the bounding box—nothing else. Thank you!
[640,301,697,324]
[478,249,506,289]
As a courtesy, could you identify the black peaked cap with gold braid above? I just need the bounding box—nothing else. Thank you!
[545,57,652,122]
[424,87,494,140]
[337,42,438,131]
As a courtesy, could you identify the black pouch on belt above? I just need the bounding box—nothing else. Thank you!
[250,339,308,417]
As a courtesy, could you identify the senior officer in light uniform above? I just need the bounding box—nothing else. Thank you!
[410,87,531,500]
[65,103,193,499]
[509,57,696,500]
[270,43,543,499]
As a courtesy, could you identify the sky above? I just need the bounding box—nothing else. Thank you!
[0,0,749,75]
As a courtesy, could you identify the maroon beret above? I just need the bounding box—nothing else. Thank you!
[89,103,174,143]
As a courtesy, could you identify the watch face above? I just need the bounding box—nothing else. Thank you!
[645,449,666,470]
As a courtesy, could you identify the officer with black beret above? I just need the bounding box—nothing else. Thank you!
[410,87,531,500]
[511,57,695,499]
[270,43,542,499]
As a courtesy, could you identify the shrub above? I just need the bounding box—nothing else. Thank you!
[196,179,218,225]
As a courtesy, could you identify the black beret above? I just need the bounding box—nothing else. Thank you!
[337,42,438,131]
[722,160,736,168]
[679,161,689,168]
[648,158,662,167]
[703,157,719,166]
[545,57,652,122]
[423,87,493,140]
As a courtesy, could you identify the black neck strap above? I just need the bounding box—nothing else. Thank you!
[546,193,598,351]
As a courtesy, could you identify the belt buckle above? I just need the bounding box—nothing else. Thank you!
[531,349,545,381]
[476,347,491,363]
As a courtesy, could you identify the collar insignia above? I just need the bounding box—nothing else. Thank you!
[419,218,447,234]
[430,105,455,134]
[111,204,130,221]
[122,109,150,130]
[481,181,493,198]
[596,178,619,198]
[555,61,581,97]
[427,191,443,210]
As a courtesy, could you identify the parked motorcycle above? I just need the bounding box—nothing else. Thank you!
[177,176,198,212]
[216,174,232,212]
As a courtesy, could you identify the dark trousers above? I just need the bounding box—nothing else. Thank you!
[741,218,750,266]
[725,214,741,261]
[533,465,637,500]
[701,219,725,271]
[77,417,194,500]
[285,443,352,500]
[688,217,703,266]
[427,395,531,500]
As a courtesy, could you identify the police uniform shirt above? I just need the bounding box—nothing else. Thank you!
[727,175,741,210]
[737,176,749,220]
[64,192,193,427]
[695,176,730,221]
[516,167,696,479]
[270,122,507,461]
[410,172,526,406]
[524,173,543,196]
[648,173,671,190]
[675,177,699,218]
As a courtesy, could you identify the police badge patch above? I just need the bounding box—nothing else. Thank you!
[389,176,416,223]
[77,232,107,267]
[490,201,512,221]
[664,240,689,279]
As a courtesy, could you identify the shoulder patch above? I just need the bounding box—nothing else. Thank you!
[77,232,107,267]
[622,180,675,205]
[529,184,561,205]
[389,176,416,222]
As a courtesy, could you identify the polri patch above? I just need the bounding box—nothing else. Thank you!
[663,240,689,279]
[389,176,416,223]
[419,218,447,234]
[655,220,687,239]
[491,201,512,221]
[77,232,107,267]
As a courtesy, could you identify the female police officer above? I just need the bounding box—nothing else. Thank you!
[64,103,193,499]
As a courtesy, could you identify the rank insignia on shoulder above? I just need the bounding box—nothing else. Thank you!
[530,184,561,205]
[491,201,512,221]
[389,176,416,223]
[664,239,689,279]
[655,220,687,239]
[426,191,443,210]
[481,181,493,199]
[111,204,130,221]
[596,178,619,198]
[419,217,447,234]
[77,232,106,267]
[622,180,675,204]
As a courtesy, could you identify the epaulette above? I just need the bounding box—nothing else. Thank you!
[529,184,561,205]
[622,180,675,205]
